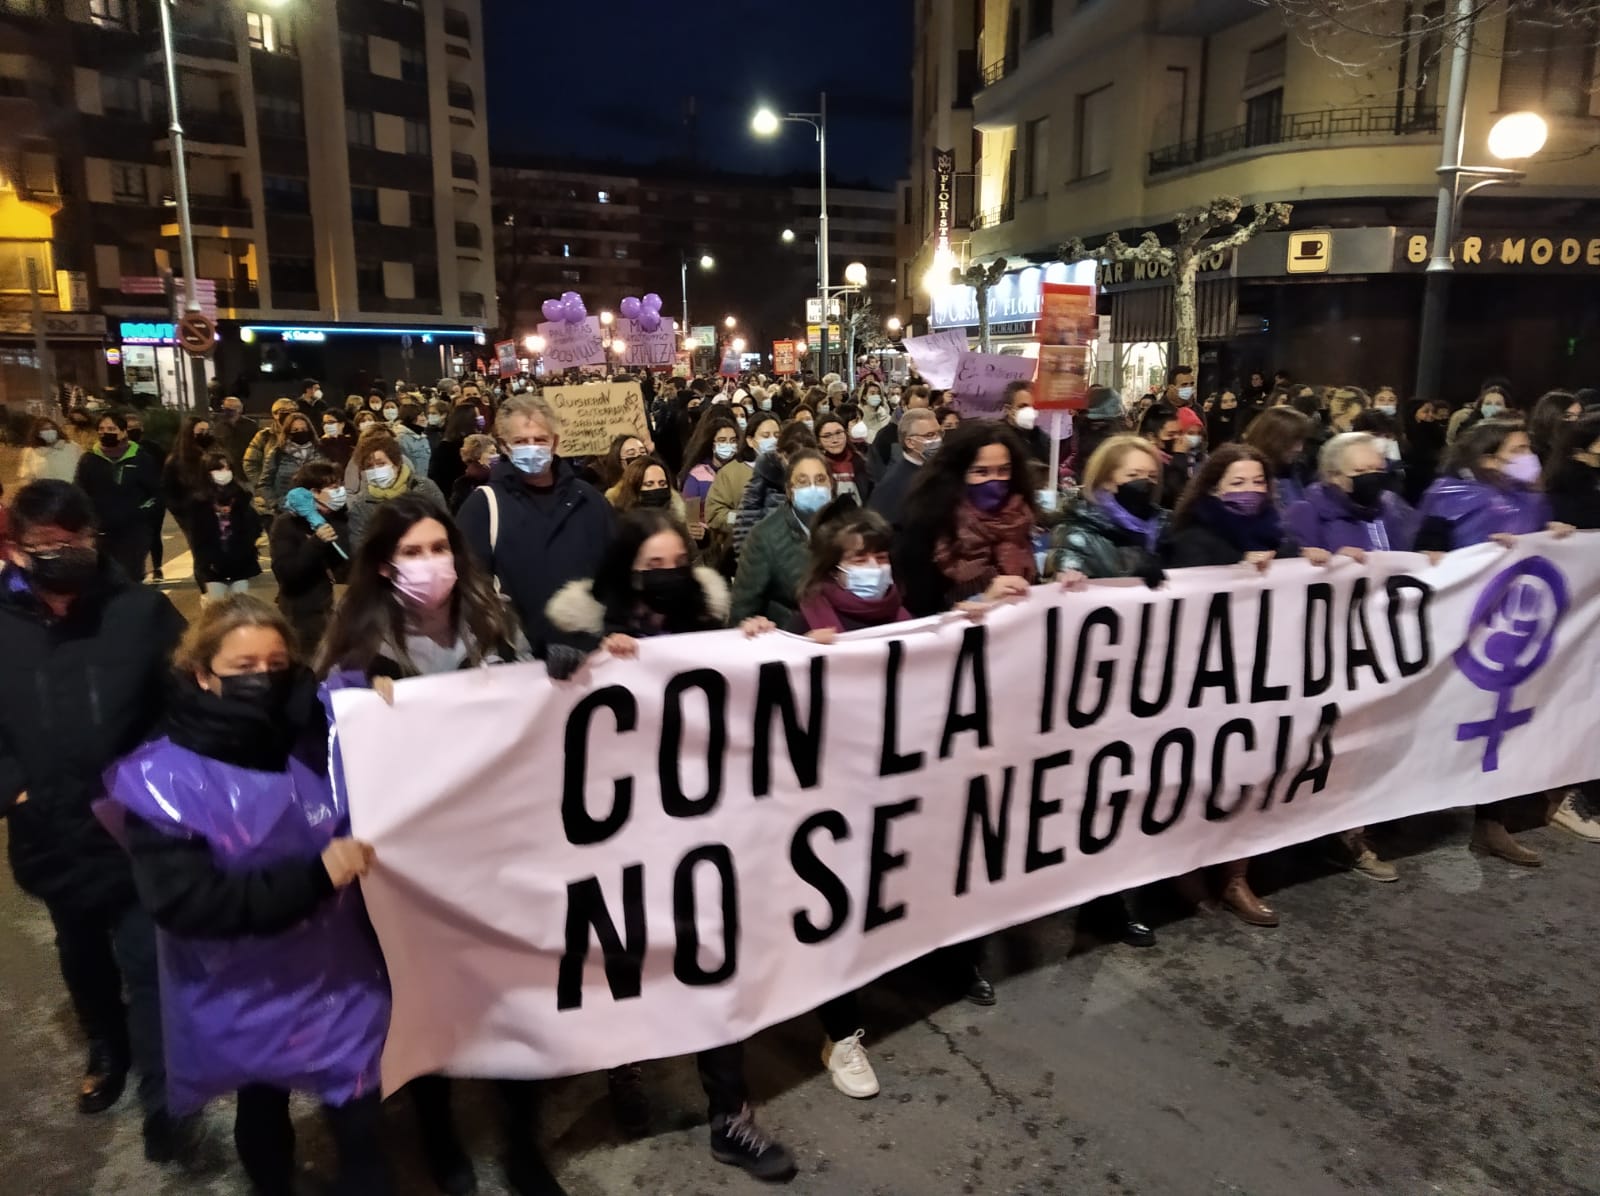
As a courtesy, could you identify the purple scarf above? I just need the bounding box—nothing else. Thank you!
[1095,492,1163,551]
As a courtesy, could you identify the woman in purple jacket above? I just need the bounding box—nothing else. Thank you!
[1415,421,1575,866]
[1286,432,1419,884]
[104,596,391,1196]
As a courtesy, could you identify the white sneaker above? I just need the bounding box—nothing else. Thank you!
[1551,792,1600,842]
[821,1029,880,1099]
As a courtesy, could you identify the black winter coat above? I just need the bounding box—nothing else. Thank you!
[0,560,186,911]
[75,442,161,534]
[269,508,350,617]
[457,460,615,655]
[184,488,263,584]
[1546,461,1600,530]
[867,453,924,530]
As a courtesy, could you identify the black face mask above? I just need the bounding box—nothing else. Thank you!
[634,565,699,615]
[194,432,215,448]
[638,488,671,508]
[1114,478,1159,519]
[1349,472,1391,509]
[99,432,122,449]
[217,669,297,711]
[25,546,99,594]
[288,429,313,445]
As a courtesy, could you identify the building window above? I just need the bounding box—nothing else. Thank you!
[356,263,383,297]
[411,192,434,227]
[597,190,610,204]
[1028,0,1051,41]
[257,92,303,136]
[1022,116,1049,198]
[404,118,429,155]
[340,30,368,68]
[89,0,130,29]
[561,243,571,258]
[613,245,628,259]
[346,108,374,148]
[1244,36,1287,90]
[560,268,580,283]
[351,187,379,222]
[110,162,147,202]
[1074,85,1112,178]
[101,74,142,119]
[1244,87,1283,148]
[270,255,316,293]
[399,45,426,83]
[246,11,292,54]
[262,174,310,213]
[1500,9,1597,117]
[460,291,486,318]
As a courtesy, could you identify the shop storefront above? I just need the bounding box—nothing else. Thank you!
[0,311,109,410]
[115,320,216,410]
[218,322,487,404]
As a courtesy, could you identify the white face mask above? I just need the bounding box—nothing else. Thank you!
[1185,432,1204,452]
[39,428,59,445]
[366,464,397,488]
[1177,385,1196,402]
[326,423,344,438]
[1014,406,1037,432]
[426,413,444,427]
[321,486,348,510]
[312,388,323,400]
[849,421,869,440]
[383,407,399,422]
[210,470,233,487]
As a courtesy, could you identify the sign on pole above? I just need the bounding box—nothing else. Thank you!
[773,340,798,376]
[537,318,607,371]
[177,311,217,357]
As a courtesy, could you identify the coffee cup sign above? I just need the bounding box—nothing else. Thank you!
[1287,232,1331,274]
[545,381,652,457]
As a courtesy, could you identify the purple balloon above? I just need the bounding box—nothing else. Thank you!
[641,292,663,314]
[541,298,563,322]
[560,291,580,304]
[619,296,642,320]
[564,295,587,324]
[639,312,661,333]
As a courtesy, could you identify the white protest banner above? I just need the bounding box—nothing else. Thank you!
[618,318,677,370]
[949,351,1037,418]
[544,381,651,456]
[538,317,607,370]
[901,329,968,388]
[335,539,1600,1092]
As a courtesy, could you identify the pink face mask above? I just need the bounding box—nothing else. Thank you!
[391,555,457,609]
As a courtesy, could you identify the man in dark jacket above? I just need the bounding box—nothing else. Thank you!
[458,393,614,659]
[868,408,940,530]
[213,395,258,481]
[74,410,161,581]
[0,480,187,1158]
[868,383,931,480]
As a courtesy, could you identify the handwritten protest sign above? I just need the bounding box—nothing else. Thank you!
[949,351,1036,418]
[538,317,607,370]
[545,381,651,456]
[901,329,967,388]
[618,318,677,369]
[1036,284,1095,413]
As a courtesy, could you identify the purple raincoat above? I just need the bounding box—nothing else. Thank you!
[1416,475,1551,548]
[1286,482,1419,553]
[103,730,390,1115]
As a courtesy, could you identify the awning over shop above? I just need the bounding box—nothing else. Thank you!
[1109,277,1237,344]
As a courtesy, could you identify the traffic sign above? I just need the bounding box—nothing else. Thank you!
[177,311,217,356]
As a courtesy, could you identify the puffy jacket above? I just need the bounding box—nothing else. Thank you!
[732,452,788,555]
[730,504,811,625]
[1046,498,1168,581]
[346,471,447,551]
[259,442,325,511]
[184,488,264,584]
[0,559,185,911]
[394,425,432,478]
[75,441,160,534]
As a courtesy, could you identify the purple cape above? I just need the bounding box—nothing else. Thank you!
[1286,482,1419,553]
[103,732,389,1114]
[1417,476,1550,547]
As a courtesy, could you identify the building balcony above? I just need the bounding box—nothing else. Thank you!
[971,203,1014,232]
[1148,104,1442,177]
[160,197,254,235]
[153,109,249,150]
[447,83,474,110]
[444,8,471,39]
[979,51,1016,89]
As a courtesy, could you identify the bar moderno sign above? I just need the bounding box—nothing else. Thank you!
[334,538,1600,1091]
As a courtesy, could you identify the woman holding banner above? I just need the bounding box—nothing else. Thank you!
[1416,421,1580,865]
[547,508,798,1182]
[730,450,836,627]
[1165,444,1296,926]
[104,596,392,1196]
[315,497,562,1196]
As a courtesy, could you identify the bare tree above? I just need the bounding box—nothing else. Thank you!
[949,258,1010,353]
[1248,0,1600,73]
[1062,198,1293,384]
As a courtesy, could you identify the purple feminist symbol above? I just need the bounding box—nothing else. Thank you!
[1453,558,1569,771]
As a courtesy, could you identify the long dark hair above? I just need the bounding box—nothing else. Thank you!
[1446,418,1528,487]
[590,508,716,633]
[678,412,742,486]
[1172,442,1270,528]
[1243,406,1314,471]
[314,495,516,678]
[172,414,216,492]
[595,432,645,491]
[1545,412,1600,489]
[612,455,672,512]
[1528,389,1578,462]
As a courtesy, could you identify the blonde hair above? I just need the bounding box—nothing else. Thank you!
[173,594,297,675]
[1080,434,1162,495]
[495,392,561,438]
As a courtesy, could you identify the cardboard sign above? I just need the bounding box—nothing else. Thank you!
[495,340,521,377]
[949,352,1036,418]
[618,318,678,369]
[773,340,798,376]
[538,318,607,370]
[901,329,967,388]
[545,381,652,457]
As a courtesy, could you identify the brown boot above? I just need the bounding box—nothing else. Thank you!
[1220,877,1279,927]
[1470,819,1543,867]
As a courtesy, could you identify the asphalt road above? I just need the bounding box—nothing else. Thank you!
[2,809,1599,1196]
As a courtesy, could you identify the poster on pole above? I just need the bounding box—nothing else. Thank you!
[495,340,521,377]
[691,325,717,352]
[537,318,607,371]
[948,352,1037,418]
[1036,283,1095,412]
[719,346,742,378]
[618,318,677,370]
[544,381,652,456]
[773,340,798,376]
[901,329,968,389]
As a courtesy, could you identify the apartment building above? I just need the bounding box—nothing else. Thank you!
[901,0,1600,398]
[493,157,900,371]
[0,0,493,410]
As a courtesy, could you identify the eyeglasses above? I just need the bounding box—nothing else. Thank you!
[20,542,84,555]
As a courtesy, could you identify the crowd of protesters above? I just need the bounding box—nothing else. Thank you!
[2,358,1598,1195]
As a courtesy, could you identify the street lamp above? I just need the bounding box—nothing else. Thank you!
[844,261,868,288]
[732,337,746,354]
[599,310,614,326]
[724,315,737,329]
[753,93,830,374]
[681,252,713,338]
[887,317,902,334]
[781,228,796,244]
[611,338,626,355]
[1487,111,1548,161]
[523,334,544,353]
[683,337,699,351]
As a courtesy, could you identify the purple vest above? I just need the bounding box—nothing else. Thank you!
[1286,482,1419,553]
[1417,476,1551,547]
[104,734,389,1114]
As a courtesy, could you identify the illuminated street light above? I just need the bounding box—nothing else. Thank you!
[724,315,737,329]
[732,337,746,353]
[683,337,699,351]
[611,338,627,354]
[699,254,715,269]
[923,245,957,295]
[781,228,796,243]
[750,107,781,136]
[524,334,545,353]
[886,317,902,333]
[599,310,614,326]
[844,261,868,288]
[751,94,831,372]
[1487,111,1547,161]
[795,341,809,356]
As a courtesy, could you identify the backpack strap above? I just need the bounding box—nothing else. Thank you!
[483,485,504,597]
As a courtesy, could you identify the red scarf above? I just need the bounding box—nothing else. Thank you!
[933,494,1038,589]
[798,581,911,633]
